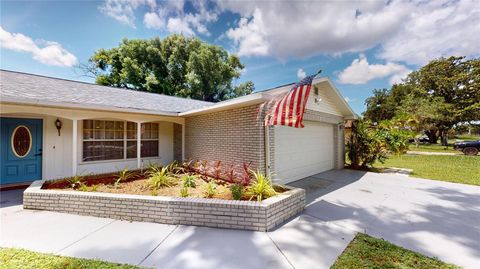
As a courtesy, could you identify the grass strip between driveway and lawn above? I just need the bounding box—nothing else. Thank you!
[331,233,459,269]
[0,248,148,269]
[376,154,480,186]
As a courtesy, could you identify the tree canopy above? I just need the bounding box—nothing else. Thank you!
[82,35,254,102]
[363,56,480,144]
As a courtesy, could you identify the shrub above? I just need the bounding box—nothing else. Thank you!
[148,167,176,190]
[67,174,85,189]
[114,167,134,187]
[230,184,243,200]
[180,186,188,197]
[240,163,253,185]
[210,161,222,179]
[182,175,197,188]
[78,183,89,192]
[347,119,410,169]
[90,184,98,192]
[166,161,185,174]
[246,170,276,201]
[204,181,217,198]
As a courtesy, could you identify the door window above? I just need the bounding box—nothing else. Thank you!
[11,125,32,158]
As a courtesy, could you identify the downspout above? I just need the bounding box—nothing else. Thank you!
[264,123,271,176]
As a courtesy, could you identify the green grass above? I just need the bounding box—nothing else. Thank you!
[376,154,480,186]
[456,135,480,141]
[407,135,479,154]
[331,233,459,269]
[407,143,459,153]
[0,248,147,269]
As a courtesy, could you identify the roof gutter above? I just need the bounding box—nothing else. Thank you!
[0,96,179,117]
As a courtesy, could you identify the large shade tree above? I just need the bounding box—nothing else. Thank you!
[363,56,480,145]
[81,35,254,102]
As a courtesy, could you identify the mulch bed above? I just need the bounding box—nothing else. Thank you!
[41,171,287,201]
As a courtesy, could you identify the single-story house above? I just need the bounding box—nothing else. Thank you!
[0,70,356,188]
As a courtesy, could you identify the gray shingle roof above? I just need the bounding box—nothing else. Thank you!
[0,70,214,114]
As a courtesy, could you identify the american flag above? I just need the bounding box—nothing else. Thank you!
[258,71,319,128]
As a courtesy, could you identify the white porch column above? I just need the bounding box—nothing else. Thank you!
[137,122,141,169]
[181,123,185,161]
[72,119,78,176]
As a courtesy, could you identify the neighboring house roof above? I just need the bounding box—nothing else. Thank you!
[0,70,213,116]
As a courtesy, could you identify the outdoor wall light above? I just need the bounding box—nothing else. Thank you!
[55,118,62,136]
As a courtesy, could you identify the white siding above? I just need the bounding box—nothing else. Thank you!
[0,104,179,180]
[306,84,343,116]
[43,116,73,179]
[273,121,335,184]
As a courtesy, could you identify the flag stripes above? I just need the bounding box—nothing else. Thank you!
[258,73,317,128]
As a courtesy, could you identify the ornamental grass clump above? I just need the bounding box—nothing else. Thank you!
[246,170,276,201]
[230,184,243,200]
[114,167,135,188]
[203,181,218,198]
[180,185,189,197]
[148,167,176,190]
[182,175,197,188]
[67,174,85,189]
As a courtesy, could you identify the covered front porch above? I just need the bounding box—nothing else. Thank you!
[0,103,184,187]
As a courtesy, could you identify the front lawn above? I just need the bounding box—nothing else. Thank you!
[375,155,480,186]
[331,233,459,269]
[0,248,146,269]
[407,143,458,153]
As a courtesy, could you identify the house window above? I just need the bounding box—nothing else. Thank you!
[82,120,124,161]
[82,120,160,162]
[141,123,159,158]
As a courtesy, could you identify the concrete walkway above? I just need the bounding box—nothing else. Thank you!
[1,170,479,268]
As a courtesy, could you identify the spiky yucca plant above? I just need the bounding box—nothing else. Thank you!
[246,170,276,201]
[148,167,176,190]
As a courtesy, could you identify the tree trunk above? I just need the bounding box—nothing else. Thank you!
[425,129,438,144]
[440,130,449,147]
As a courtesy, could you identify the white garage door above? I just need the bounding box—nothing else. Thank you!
[273,121,335,183]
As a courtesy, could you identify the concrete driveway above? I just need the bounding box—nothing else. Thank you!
[1,170,479,268]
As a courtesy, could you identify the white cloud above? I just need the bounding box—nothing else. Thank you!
[221,1,407,59]
[378,0,480,65]
[297,68,306,79]
[167,17,195,36]
[226,8,269,56]
[220,0,479,65]
[99,0,156,28]
[144,11,165,29]
[102,0,217,36]
[338,54,410,85]
[99,0,479,66]
[0,27,77,67]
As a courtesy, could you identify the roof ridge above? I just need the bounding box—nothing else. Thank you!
[0,69,213,104]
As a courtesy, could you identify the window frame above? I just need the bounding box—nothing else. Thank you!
[81,120,161,163]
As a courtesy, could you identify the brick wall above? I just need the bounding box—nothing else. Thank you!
[173,123,182,161]
[184,105,345,175]
[185,105,271,173]
[24,180,305,232]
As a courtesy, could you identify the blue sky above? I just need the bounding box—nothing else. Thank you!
[1,0,478,115]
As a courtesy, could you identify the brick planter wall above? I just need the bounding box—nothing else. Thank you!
[24,181,305,231]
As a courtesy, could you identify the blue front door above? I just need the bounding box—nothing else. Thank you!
[0,118,43,185]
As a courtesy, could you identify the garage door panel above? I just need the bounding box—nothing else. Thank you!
[274,121,334,183]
